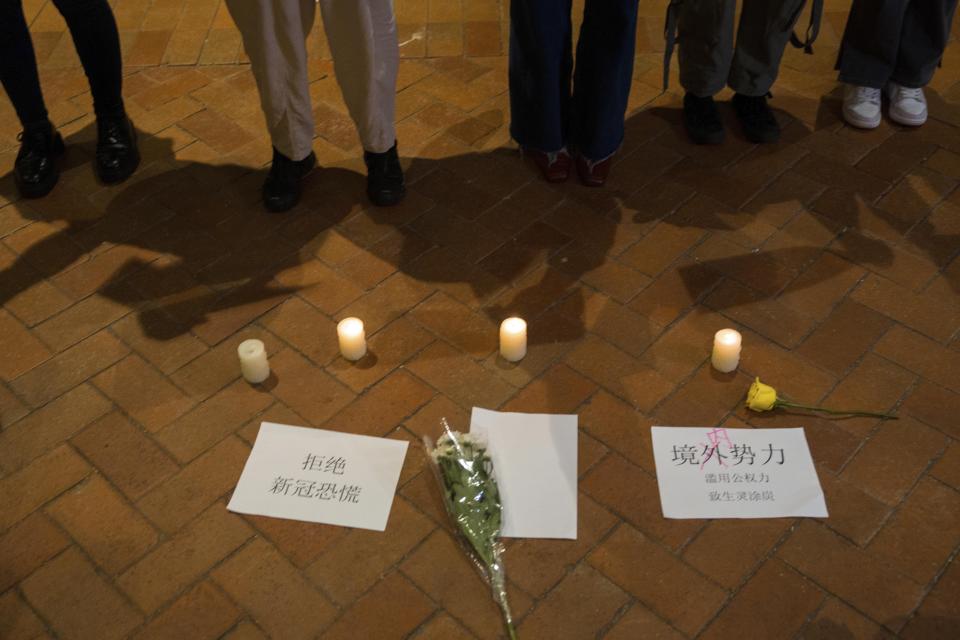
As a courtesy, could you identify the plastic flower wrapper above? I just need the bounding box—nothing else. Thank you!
[747,377,896,419]
[424,418,517,640]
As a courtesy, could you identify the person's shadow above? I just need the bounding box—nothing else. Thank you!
[1,94,957,359]
[638,89,960,304]
[0,121,626,351]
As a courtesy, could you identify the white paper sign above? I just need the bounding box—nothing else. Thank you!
[651,426,828,519]
[227,422,408,531]
[470,408,578,539]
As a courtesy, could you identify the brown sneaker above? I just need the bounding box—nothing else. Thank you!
[575,153,611,187]
[521,146,571,183]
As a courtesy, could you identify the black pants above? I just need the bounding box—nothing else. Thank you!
[0,0,124,129]
[838,0,959,89]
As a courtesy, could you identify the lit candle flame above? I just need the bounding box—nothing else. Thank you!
[502,317,526,334]
[338,318,364,336]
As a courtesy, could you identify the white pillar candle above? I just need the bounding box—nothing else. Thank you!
[238,339,270,384]
[711,329,742,373]
[337,317,367,361]
[499,317,527,362]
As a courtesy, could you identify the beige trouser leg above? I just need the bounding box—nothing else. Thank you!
[319,0,398,154]
[225,0,398,160]
[225,0,316,161]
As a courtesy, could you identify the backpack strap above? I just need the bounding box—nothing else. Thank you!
[663,0,682,90]
[790,0,824,54]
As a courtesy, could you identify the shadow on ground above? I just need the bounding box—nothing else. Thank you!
[1,92,957,360]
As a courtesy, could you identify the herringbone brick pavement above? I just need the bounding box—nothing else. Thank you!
[1,0,959,638]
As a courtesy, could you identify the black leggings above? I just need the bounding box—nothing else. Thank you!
[0,0,124,129]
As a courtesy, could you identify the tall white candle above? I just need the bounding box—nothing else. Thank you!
[337,317,367,361]
[711,329,742,373]
[238,339,270,384]
[499,317,527,362]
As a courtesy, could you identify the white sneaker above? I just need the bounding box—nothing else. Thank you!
[885,82,928,126]
[843,84,882,129]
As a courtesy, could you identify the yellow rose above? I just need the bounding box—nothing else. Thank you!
[746,378,778,411]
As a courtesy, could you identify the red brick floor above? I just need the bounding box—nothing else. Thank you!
[1,1,959,638]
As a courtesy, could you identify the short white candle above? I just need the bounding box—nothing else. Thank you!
[711,329,742,373]
[499,317,527,362]
[238,339,270,384]
[337,317,367,361]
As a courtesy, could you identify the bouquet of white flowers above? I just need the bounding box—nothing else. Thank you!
[425,419,517,640]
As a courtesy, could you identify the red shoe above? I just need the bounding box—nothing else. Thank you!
[521,147,571,183]
[575,153,612,187]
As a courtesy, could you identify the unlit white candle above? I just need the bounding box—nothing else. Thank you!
[711,329,742,373]
[238,339,270,384]
[338,317,367,361]
[499,317,527,362]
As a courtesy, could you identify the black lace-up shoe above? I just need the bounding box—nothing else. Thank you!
[732,93,781,144]
[95,114,140,184]
[262,147,316,212]
[364,142,405,207]
[14,123,65,198]
[683,93,725,145]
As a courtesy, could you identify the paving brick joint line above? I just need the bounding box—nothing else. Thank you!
[0,1,959,639]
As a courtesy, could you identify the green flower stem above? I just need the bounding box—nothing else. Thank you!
[501,602,518,640]
[776,399,897,420]
[490,571,517,640]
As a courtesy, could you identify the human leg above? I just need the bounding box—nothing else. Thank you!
[226,0,318,211]
[570,0,639,185]
[318,0,404,205]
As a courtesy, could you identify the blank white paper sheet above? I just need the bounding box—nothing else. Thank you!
[470,407,578,539]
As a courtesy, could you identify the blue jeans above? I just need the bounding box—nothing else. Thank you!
[509,0,639,161]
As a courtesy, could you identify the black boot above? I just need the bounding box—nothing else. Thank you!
[683,93,725,145]
[262,147,316,213]
[96,114,140,184]
[732,93,780,144]
[14,122,65,199]
[364,142,405,207]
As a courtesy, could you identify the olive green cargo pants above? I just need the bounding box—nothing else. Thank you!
[664,0,822,97]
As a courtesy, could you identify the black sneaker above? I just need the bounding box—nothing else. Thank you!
[14,122,65,199]
[363,142,405,207]
[262,147,316,212]
[683,93,725,145]
[96,114,140,184]
[732,93,780,144]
